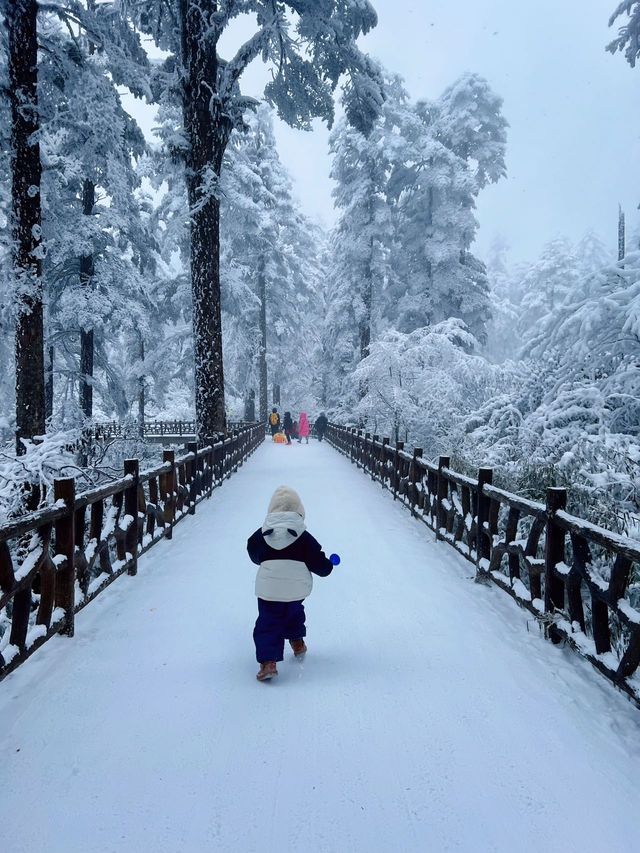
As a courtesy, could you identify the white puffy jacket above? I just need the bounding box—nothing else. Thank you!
[253,511,313,602]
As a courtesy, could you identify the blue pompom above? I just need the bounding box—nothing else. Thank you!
[329,553,341,566]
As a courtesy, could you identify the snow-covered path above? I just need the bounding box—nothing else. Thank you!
[2,441,639,853]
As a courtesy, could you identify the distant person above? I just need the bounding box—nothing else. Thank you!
[268,408,280,439]
[246,486,338,681]
[298,412,310,444]
[315,412,328,442]
[291,419,300,441]
[283,411,293,445]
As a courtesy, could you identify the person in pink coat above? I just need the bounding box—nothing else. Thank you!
[298,412,310,444]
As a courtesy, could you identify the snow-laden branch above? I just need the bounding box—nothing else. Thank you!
[219,16,280,101]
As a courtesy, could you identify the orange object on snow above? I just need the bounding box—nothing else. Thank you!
[273,432,287,444]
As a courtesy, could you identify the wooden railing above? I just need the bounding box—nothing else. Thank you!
[0,424,264,681]
[93,420,247,440]
[326,423,640,706]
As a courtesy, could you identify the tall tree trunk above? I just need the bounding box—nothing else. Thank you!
[257,258,268,423]
[80,179,95,419]
[618,205,626,262]
[359,235,374,362]
[8,0,45,458]
[138,333,145,437]
[45,345,54,421]
[358,196,374,399]
[180,0,230,440]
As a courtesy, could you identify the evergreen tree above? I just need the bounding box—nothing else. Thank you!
[38,14,147,424]
[125,0,383,438]
[150,104,326,421]
[608,2,640,66]
[389,74,507,341]
[5,0,45,458]
[327,73,408,399]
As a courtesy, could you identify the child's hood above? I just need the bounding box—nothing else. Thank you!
[261,512,307,550]
[267,485,305,518]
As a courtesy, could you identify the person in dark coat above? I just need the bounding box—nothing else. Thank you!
[283,411,293,444]
[268,408,280,438]
[247,486,335,681]
[314,412,328,441]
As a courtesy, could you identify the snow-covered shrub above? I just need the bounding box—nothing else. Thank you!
[342,319,502,455]
[0,431,81,522]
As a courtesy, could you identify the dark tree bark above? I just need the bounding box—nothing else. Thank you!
[45,345,54,421]
[180,0,231,440]
[138,333,145,437]
[618,205,626,262]
[257,258,268,424]
[359,234,374,362]
[80,179,95,419]
[244,389,256,422]
[358,194,374,400]
[8,0,46,457]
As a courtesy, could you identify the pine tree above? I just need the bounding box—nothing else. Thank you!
[329,73,406,361]
[608,2,640,66]
[37,6,148,425]
[222,106,324,419]
[126,0,383,438]
[6,0,46,459]
[389,74,507,341]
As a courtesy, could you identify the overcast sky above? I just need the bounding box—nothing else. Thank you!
[126,0,640,266]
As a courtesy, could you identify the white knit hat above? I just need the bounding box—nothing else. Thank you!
[267,485,305,518]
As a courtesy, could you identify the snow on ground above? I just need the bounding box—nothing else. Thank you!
[1,440,639,853]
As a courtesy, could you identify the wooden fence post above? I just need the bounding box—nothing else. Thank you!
[187,441,198,514]
[382,437,389,488]
[124,459,139,576]
[238,428,245,467]
[435,456,451,540]
[54,477,75,636]
[410,448,423,517]
[372,435,379,480]
[393,441,404,500]
[203,438,213,495]
[476,467,493,571]
[544,487,567,636]
[161,449,176,540]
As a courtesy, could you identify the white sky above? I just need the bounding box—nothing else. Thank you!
[124,0,640,266]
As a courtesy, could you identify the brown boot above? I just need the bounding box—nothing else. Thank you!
[256,661,278,681]
[289,639,307,658]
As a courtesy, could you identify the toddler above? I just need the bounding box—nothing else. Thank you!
[247,486,336,681]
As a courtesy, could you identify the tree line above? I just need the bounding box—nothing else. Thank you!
[1,0,383,466]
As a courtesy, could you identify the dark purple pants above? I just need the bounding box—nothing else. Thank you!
[253,599,306,662]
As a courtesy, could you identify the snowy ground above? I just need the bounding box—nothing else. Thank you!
[1,440,640,853]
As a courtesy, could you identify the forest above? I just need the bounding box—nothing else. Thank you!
[1,0,639,534]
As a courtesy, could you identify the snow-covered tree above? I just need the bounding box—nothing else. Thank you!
[4,0,45,458]
[125,0,383,438]
[342,318,501,454]
[608,1,640,66]
[37,12,148,424]
[483,236,521,363]
[327,72,409,399]
[149,103,326,422]
[517,237,581,354]
[387,73,507,341]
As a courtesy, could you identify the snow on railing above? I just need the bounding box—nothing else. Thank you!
[0,424,264,682]
[92,420,247,441]
[326,423,640,707]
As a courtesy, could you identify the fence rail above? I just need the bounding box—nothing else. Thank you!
[0,424,264,681]
[326,423,640,706]
[92,420,248,441]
